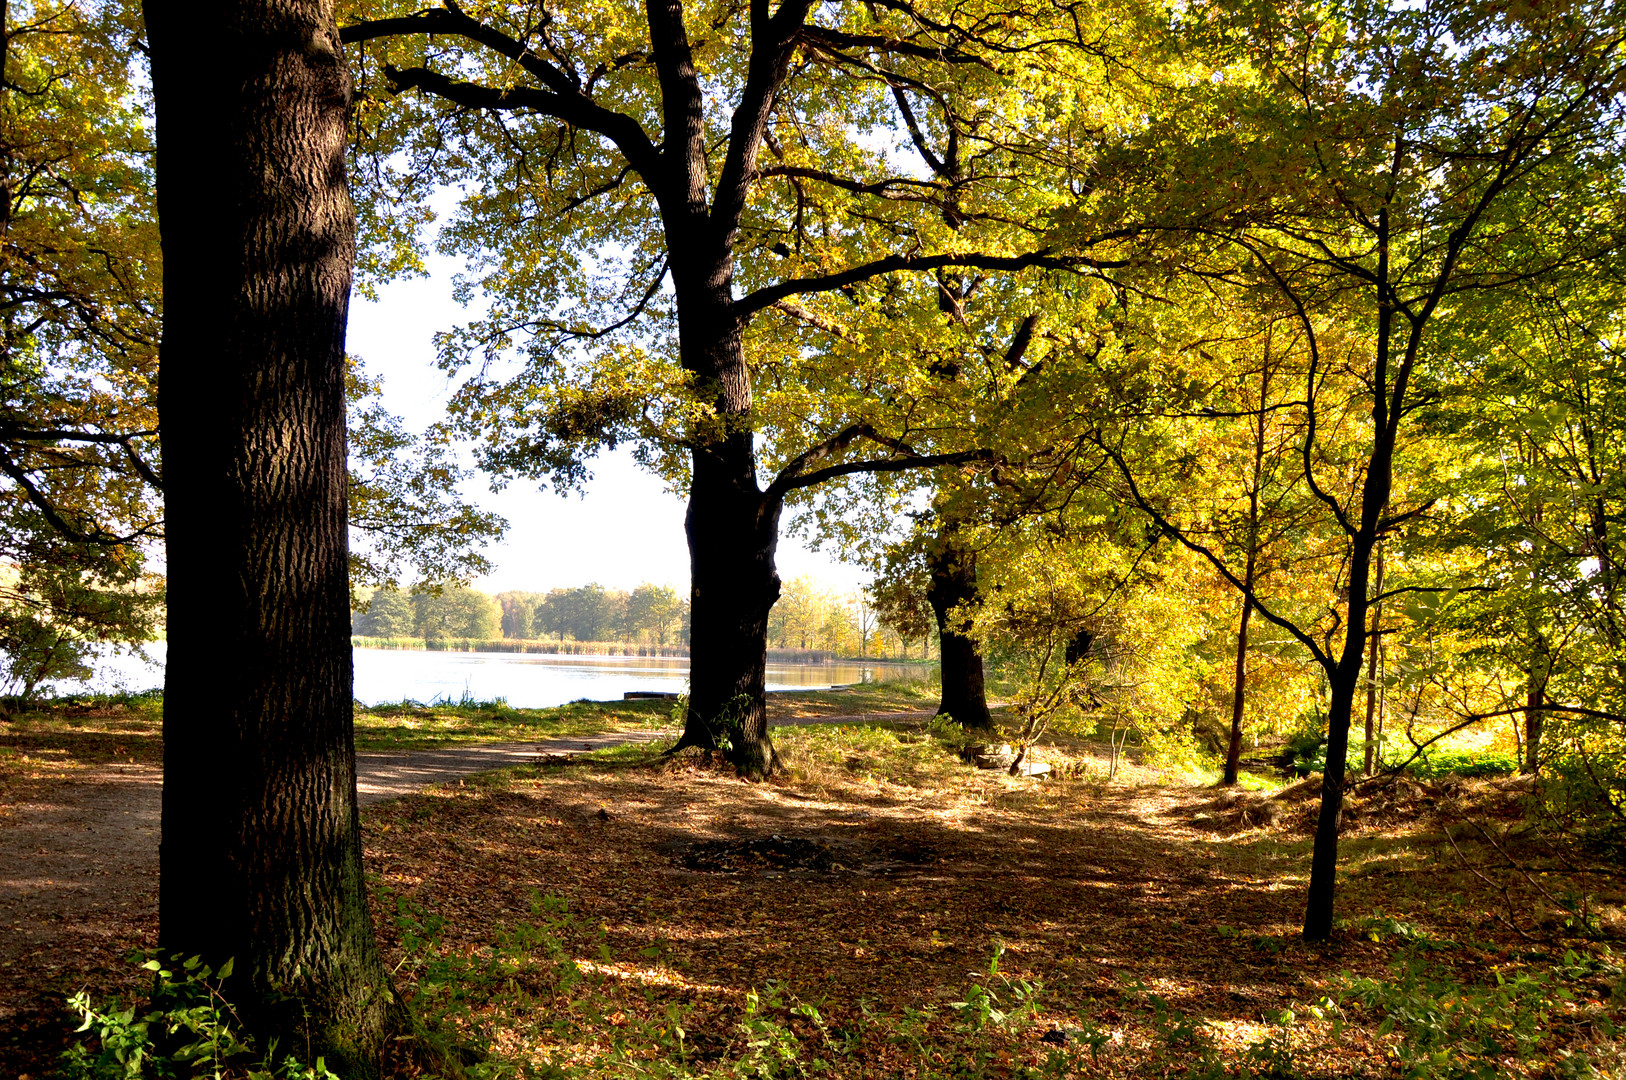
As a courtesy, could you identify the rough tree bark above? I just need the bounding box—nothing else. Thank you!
[148,1,404,1070]
[927,535,994,731]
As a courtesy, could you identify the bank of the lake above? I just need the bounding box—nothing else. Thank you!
[57,642,936,711]
[350,635,935,666]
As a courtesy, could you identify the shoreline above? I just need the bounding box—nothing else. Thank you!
[349,638,939,667]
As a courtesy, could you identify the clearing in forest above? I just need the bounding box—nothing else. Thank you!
[363,725,1626,1077]
[4,689,1624,1077]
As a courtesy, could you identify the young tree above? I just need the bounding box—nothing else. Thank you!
[147,0,412,1068]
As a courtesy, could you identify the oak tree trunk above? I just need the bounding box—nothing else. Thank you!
[148,1,402,1070]
[682,436,783,777]
[927,534,993,731]
[669,263,782,776]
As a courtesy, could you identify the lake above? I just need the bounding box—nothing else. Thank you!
[55,642,929,709]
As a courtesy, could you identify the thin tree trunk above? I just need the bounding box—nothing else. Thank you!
[1305,651,1362,939]
[149,1,404,1070]
[1224,347,1271,787]
[1363,544,1385,776]
[1303,201,1399,942]
[927,533,993,731]
[1523,634,1548,774]
[1222,597,1253,785]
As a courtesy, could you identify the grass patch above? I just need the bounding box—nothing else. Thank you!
[351,683,939,752]
[352,698,677,751]
[768,680,941,721]
[774,720,969,792]
[0,693,164,806]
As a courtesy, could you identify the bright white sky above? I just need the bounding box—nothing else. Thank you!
[346,254,868,597]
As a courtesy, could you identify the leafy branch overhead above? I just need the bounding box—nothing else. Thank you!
[341,0,1147,492]
[346,359,508,592]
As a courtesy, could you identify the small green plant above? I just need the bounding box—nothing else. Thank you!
[1346,914,1456,950]
[948,942,1044,1034]
[925,713,975,753]
[60,954,340,1080]
[1340,951,1565,1079]
[734,982,821,1079]
[1239,1035,1301,1079]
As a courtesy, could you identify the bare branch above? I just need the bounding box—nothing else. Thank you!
[736,248,1125,317]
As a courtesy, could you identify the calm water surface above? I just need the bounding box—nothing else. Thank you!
[59,643,923,709]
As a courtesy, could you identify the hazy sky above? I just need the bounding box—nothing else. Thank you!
[346,255,868,596]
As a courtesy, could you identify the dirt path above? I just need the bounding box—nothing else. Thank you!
[0,712,926,1053]
[0,733,672,987]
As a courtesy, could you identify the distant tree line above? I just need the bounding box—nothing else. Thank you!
[351,582,688,645]
[351,584,501,641]
[769,576,934,661]
[352,578,935,659]
[496,584,688,645]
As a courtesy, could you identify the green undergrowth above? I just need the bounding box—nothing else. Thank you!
[59,955,341,1080]
[773,717,970,790]
[1278,730,1519,783]
[58,892,1626,1079]
[353,895,1626,1077]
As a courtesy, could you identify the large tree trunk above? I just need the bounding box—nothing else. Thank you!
[682,434,783,777]
[148,1,403,1070]
[926,533,993,731]
[668,264,783,776]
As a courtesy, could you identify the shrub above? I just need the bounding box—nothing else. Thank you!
[1406,748,1519,780]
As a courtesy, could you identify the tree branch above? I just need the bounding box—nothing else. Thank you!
[769,447,992,503]
[344,5,660,178]
[736,248,1123,317]
[1102,441,1333,671]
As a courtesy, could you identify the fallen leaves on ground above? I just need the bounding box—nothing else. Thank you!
[360,725,1626,1077]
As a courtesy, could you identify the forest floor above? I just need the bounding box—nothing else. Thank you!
[4,687,1626,1078]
